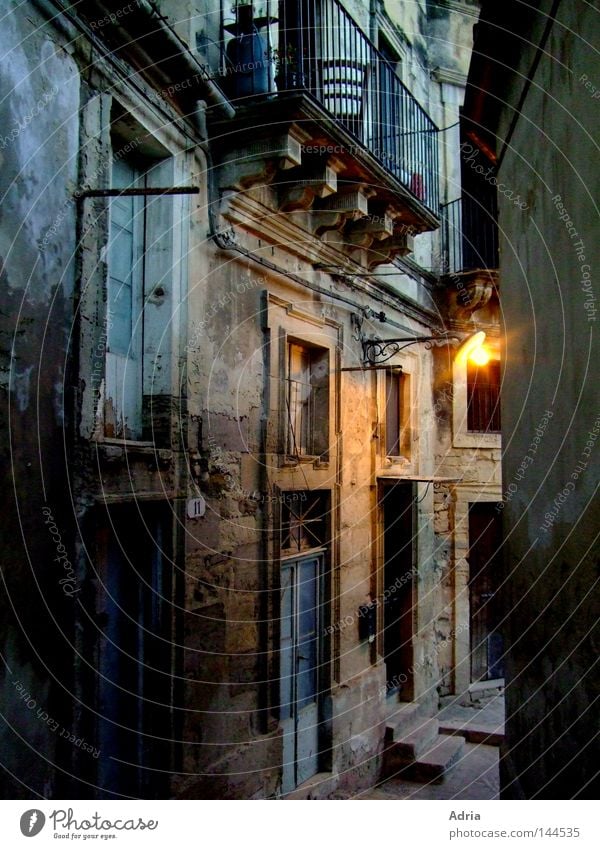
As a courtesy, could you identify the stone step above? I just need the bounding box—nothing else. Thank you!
[383,733,465,783]
[384,701,422,741]
[439,720,504,747]
[392,718,440,760]
[408,735,466,783]
[467,679,504,704]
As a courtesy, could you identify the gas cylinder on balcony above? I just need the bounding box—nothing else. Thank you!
[224,4,269,98]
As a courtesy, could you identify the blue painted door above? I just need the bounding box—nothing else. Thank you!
[280,554,322,793]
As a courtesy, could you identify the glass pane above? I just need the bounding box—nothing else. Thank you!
[279,566,294,719]
[107,159,140,356]
[385,371,400,455]
[108,277,132,354]
[297,557,318,709]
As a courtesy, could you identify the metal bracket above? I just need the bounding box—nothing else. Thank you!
[361,333,460,365]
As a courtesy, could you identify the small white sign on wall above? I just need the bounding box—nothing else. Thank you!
[186,496,206,519]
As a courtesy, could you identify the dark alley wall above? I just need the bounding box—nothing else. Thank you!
[471,0,600,799]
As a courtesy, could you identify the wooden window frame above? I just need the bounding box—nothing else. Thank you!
[285,341,330,460]
[467,358,501,433]
[383,369,411,460]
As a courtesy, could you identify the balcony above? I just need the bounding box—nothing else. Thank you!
[440,193,499,321]
[214,0,439,239]
[441,194,499,274]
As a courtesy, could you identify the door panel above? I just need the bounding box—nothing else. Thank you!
[280,554,322,793]
[382,482,416,700]
[297,558,318,709]
[469,504,504,682]
[296,557,319,784]
[106,159,144,439]
[97,504,173,798]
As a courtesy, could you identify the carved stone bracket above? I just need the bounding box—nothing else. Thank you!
[318,185,373,220]
[447,269,498,320]
[218,125,311,191]
[309,210,348,237]
[346,206,394,243]
[366,232,415,269]
[279,155,344,212]
[279,185,317,212]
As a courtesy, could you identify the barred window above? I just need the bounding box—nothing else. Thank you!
[286,343,329,458]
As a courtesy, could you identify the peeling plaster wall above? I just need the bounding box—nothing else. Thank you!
[0,3,81,797]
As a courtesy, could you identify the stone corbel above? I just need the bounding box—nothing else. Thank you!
[279,124,312,170]
[310,185,374,240]
[277,155,345,213]
[279,185,318,212]
[218,125,310,191]
[309,210,348,237]
[346,204,395,243]
[218,150,278,191]
[346,230,376,249]
[318,184,372,220]
[366,231,415,269]
[447,270,498,320]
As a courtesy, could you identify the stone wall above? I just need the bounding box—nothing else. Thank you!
[486,0,600,799]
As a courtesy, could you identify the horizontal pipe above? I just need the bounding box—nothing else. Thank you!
[75,187,200,199]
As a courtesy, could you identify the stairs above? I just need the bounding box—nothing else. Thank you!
[382,701,465,783]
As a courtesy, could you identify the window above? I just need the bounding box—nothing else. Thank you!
[286,342,329,458]
[378,33,402,78]
[104,143,181,441]
[384,370,410,458]
[281,491,328,554]
[467,359,501,432]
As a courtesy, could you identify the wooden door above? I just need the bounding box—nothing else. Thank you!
[469,503,504,682]
[97,504,173,797]
[382,482,416,700]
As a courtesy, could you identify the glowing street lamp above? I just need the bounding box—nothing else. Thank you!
[455,331,490,366]
[469,344,490,366]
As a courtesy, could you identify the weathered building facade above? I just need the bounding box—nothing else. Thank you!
[0,0,504,799]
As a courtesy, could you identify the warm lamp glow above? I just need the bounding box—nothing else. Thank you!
[455,331,487,365]
[469,345,490,366]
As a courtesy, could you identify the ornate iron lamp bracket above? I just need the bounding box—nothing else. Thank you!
[362,334,460,365]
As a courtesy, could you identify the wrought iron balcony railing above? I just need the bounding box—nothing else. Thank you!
[221,0,440,215]
[441,195,499,274]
